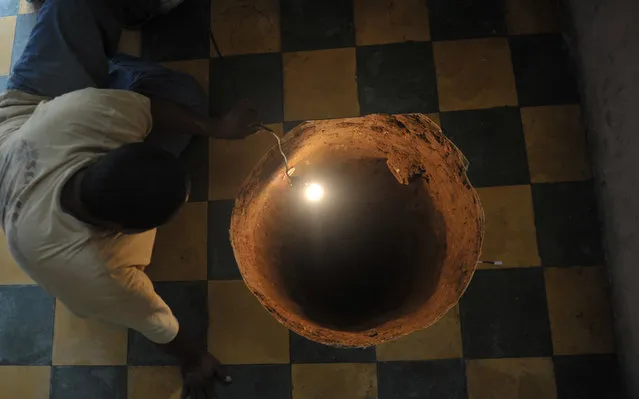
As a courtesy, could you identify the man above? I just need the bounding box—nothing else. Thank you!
[0,0,258,397]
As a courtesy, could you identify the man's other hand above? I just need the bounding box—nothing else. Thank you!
[181,352,231,399]
[216,99,260,140]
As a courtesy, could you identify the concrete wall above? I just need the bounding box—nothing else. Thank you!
[567,0,639,396]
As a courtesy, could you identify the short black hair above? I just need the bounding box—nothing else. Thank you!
[81,143,189,231]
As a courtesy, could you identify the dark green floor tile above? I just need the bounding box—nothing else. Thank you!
[532,181,603,266]
[51,366,126,399]
[207,200,241,280]
[554,355,623,399]
[280,0,355,52]
[440,107,529,188]
[290,332,376,363]
[427,0,506,41]
[283,120,303,134]
[127,281,208,365]
[218,364,291,399]
[357,42,438,115]
[378,359,467,399]
[141,0,210,61]
[0,0,18,17]
[0,285,54,365]
[510,34,580,106]
[210,53,283,124]
[460,268,552,358]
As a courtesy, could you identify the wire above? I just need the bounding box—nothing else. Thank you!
[252,123,292,184]
[209,25,290,183]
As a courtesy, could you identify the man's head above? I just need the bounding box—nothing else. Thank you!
[80,143,189,232]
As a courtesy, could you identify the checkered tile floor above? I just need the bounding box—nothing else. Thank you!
[0,0,623,398]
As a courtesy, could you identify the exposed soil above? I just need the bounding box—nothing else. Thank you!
[230,114,484,347]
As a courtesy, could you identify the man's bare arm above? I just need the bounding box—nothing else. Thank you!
[148,96,259,140]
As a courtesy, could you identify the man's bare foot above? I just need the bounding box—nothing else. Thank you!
[217,100,260,140]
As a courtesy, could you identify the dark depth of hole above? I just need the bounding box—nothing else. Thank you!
[266,156,444,331]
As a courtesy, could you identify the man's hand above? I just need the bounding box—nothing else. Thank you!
[157,330,231,399]
[148,96,259,140]
[215,99,260,140]
[181,352,231,399]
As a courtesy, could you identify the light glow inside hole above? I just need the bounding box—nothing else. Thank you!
[304,183,324,202]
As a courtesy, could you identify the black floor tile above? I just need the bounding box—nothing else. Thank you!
[283,120,303,134]
[218,364,291,399]
[208,200,241,280]
[357,42,438,115]
[10,12,37,68]
[127,281,208,365]
[532,181,603,266]
[378,359,467,399]
[0,0,18,17]
[0,285,54,365]
[280,0,355,52]
[440,107,529,188]
[554,355,623,399]
[460,268,552,358]
[210,53,283,124]
[427,0,506,41]
[180,135,209,203]
[290,332,376,363]
[510,34,580,106]
[141,0,210,61]
[50,366,127,399]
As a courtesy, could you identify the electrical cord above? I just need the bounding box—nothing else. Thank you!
[254,123,291,178]
[208,26,292,183]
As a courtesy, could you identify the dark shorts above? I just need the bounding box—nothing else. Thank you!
[7,0,206,156]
